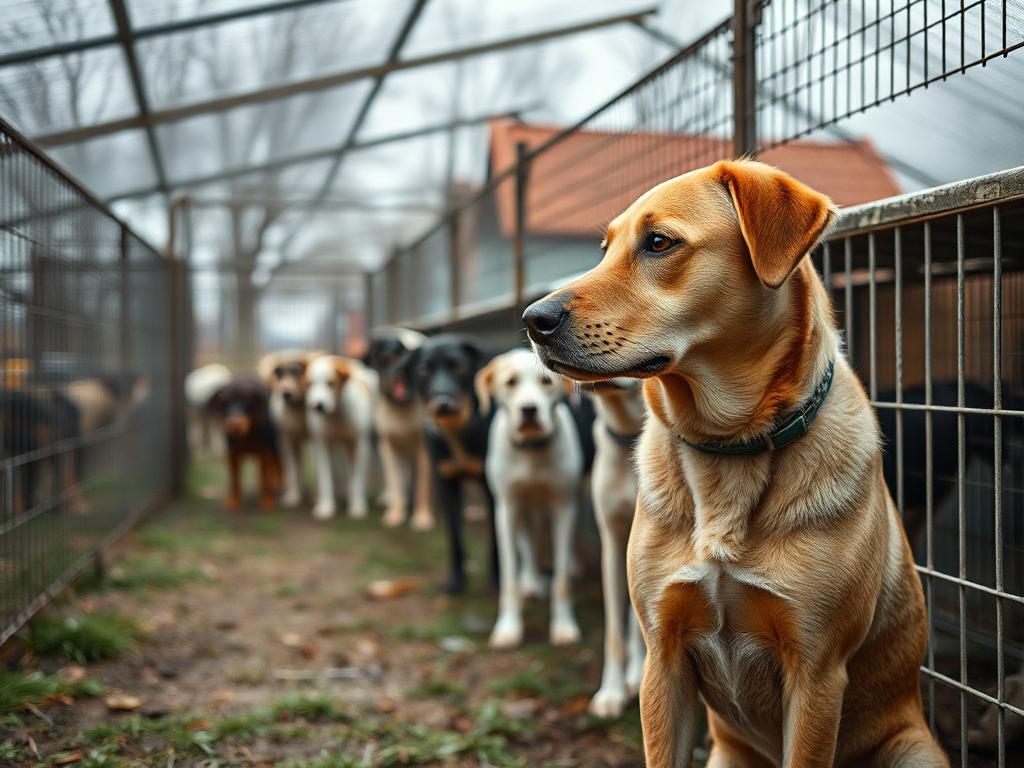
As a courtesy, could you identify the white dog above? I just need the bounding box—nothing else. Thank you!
[364,328,434,530]
[184,362,232,455]
[476,349,583,649]
[305,355,376,520]
[584,379,647,718]
[259,349,320,508]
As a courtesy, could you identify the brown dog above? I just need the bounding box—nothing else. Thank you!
[524,160,948,767]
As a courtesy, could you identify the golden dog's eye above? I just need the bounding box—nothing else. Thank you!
[506,376,518,388]
[540,376,553,386]
[646,233,675,253]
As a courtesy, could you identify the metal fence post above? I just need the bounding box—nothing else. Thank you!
[387,249,400,325]
[513,141,530,319]
[363,271,375,336]
[732,0,759,157]
[448,211,461,321]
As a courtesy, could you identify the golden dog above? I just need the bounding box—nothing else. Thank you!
[524,160,947,767]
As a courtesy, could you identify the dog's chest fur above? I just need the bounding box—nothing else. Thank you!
[270,396,307,438]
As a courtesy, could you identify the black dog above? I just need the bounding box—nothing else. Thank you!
[407,335,497,593]
[208,378,281,511]
[877,381,1023,543]
[1,388,85,517]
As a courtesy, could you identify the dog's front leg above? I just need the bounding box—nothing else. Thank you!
[489,496,523,648]
[225,448,242,511]
[640,641,700,768]
[781,666,846,768]
[311,433,336,519]
[591,512,631,716]
[346,435,370,519]
[378,437,407,527]
[410,437,435,531]
[550,498,581,646]
[279,433,302,508]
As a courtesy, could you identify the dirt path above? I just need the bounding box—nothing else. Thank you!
[0,463,647,767]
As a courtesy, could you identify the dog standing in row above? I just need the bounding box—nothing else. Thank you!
[208,377,280,511]
[526,160,947,766]
[409,335,495,593]
[364,329,434,530]
[585,378,647,718]
[259,350,319,508]
[305,355,376,521]
[476,349,583,648]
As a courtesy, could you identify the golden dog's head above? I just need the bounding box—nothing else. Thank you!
[524,160,836,386]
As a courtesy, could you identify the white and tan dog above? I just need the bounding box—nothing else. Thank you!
[476,348,583,649]
[364,328,433,530]
[305,355,376,521]
[525,160,947,767]
[585,378,647,718]
[259,350,320,508]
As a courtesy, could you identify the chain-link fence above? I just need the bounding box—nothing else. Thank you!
[0,116,185,645]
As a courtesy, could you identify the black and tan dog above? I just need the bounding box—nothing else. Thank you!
[208,377,281,511]
[408,335,497,593]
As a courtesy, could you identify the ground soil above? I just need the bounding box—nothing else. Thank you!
[0,461,1016,766]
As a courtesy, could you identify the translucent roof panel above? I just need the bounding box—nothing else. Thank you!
[48,129,157,198]
[126,0,265,27]
[401,0,654,58]
[0,0,115,54]
[155,78,374,186]
[137,0,412,110]
[0,45,137,135]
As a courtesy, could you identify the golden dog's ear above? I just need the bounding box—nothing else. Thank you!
[718,160,836,289]
[332,358,351,387]
[474,360,499,416]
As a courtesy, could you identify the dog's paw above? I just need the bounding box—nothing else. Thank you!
[410,508,435,531]
[382,506,406,528]
[281,489,302,508]
[349,504,368,520]
[589,685,628,719]
[312,500,336,520]
[489,616,524,649]
[259,494,276,511]
[550,618,581,646]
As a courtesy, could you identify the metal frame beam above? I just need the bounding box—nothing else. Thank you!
[109,0,169,195]
[0,0,346,68]
[34,7,657,147]
[106,107,531,201]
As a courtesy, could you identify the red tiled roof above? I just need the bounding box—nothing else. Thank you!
[489,120,901,239]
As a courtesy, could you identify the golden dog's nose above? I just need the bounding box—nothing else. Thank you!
[523,298,568,344]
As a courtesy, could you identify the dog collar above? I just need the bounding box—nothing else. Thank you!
[605,424,642,451]
[680,359,835,455]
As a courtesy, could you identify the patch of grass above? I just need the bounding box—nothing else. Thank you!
[275,582,303,598]
[0,669,104,713]
[0,741,23,761]
[277,753,362,768]
[405,676,468,701]
[208,710,272,740]
[373,723,524,767]
[488,664,551,698]
[137,526,213,554]
[272,692,348,722]
[27,612,138,663]
[102,555,210,591]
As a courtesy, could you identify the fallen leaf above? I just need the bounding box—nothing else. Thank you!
[561,696,591,717]
[27,736,39,759]
[501,698,540,720]
[280,631,303,648]
[64,665,87,684]
[365,578,420,600]
[374,697,397,714]
[210,691,235,704]
[53,752,82,765]
[105,695,141,711]
[187,718,212,731]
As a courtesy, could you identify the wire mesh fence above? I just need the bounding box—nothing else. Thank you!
[369,0,1024,762]
[0,117,184,645]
